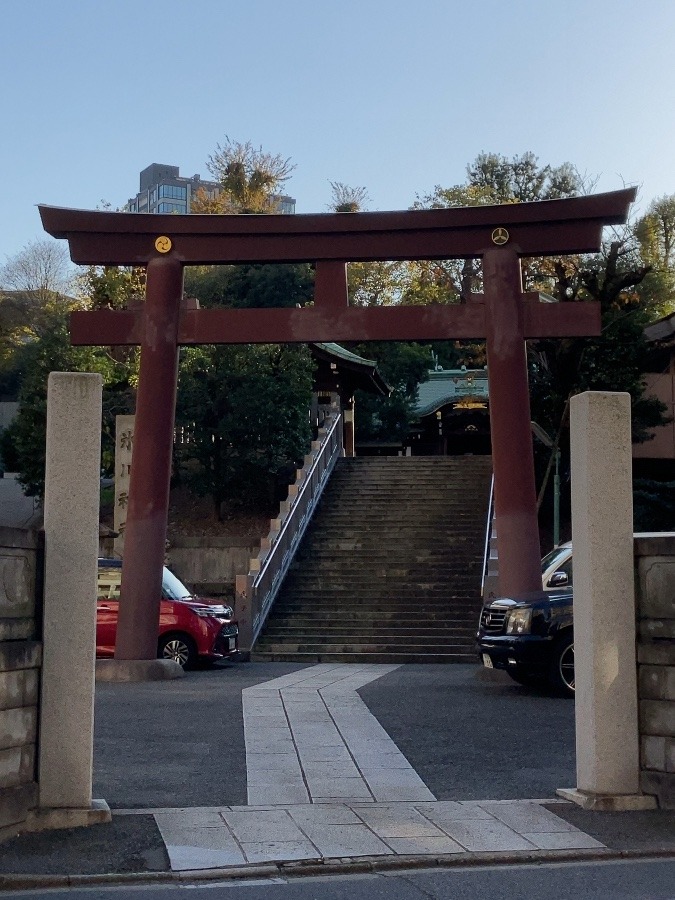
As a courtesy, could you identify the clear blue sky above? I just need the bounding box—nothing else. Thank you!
[1,0,673,264]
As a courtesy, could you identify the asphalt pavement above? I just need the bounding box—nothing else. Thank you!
[0,662,673,890]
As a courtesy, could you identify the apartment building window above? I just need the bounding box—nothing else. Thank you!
[157,201,186,213]
[159,184,187,200]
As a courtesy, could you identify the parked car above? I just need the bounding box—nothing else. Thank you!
[477,544,575,696]
[476,534,672,697]
[96,558,238,668]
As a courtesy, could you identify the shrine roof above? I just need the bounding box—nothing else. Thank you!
[415,368,489,417]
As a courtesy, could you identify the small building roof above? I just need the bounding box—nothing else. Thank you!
[309,343,391,397]
[644,311,675,343]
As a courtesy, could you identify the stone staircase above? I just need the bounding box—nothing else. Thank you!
[251,455,493,663]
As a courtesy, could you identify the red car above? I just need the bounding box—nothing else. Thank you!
[96,558,238,668]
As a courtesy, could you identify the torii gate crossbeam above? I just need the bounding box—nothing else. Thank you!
[40,188,636,669]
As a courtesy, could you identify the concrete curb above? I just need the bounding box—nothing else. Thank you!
[1,846,674,892]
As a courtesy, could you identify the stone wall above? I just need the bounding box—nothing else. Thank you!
[635,533,675,809]
[167,536,260,600]
[0,526,42,840]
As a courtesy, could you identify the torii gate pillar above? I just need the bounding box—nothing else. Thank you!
[484,247,542,596]
[115,257,182,660]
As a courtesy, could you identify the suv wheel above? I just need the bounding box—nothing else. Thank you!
[158,633,198,669]
[548,635,574,697]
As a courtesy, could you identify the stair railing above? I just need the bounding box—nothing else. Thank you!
[480,473,499,601]
[235,411,343,655]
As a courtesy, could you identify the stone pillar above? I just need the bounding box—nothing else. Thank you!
[558,391,655,811]
[38,372,110,827]
[113,414,134,558]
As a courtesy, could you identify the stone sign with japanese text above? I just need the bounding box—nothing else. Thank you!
[113,415,134,557]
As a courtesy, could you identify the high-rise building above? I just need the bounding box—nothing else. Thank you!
[125,163,296,215]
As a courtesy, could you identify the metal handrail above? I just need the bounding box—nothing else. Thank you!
[481,473,495,599]
[254,412,341,592]
[239,412,343,649]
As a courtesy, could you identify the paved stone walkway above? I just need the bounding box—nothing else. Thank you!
[243,663,434,804]
[115,664,606,871]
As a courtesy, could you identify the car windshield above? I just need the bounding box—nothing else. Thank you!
[162,567,192,601]
[541,546,571,574]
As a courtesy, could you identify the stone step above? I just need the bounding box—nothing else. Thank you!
[281,582,481,593]
[265,617,478,643]
[270,611,480,623]
[253,639,476,654]
[254,453,492,664]
[250,650,477,664]
[276,591,481,602]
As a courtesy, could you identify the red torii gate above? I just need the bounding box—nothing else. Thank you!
[40,188,635,666]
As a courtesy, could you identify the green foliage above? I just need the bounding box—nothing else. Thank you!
[176,344,314,512]
[350,342,432,443]
[0,323,132,498]
[635,195,675,315]
[466,151,584,202]
[76,265,146,311]
[185,263,313,310]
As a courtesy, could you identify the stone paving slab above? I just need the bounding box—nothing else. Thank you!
[242,663,430,805]
[150,800,607,871]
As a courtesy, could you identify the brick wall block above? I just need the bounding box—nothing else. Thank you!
[639,665,675,701]
[638,642,675,666]
[0,619,35,641]
[640,770,675,810]
[0,707,37,751]
[0,745,34,789]
[0,551,35,619]
[0,669,39,712]
[0,642,41,674]
[668,738,675,774]
[639,620,675,641]
[0,782,37,830]
[638,558,675,619]
[642,735,667,771]
[640,699,675,737]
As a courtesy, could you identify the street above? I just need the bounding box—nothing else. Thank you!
[2,858,674,899]
[93,662,576,808]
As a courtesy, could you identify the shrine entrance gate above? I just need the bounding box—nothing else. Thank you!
[40,189,635,666]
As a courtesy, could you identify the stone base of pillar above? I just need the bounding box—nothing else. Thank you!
[95,659,183,682]
[30,799,112,832]
[556,787,658,811]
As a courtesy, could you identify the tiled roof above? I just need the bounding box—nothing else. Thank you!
[415,368,489,417]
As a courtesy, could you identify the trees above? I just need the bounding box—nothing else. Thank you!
[635,194,675,315]
[176,344,313,513]
[0,323,129,497]
[0,250,141,496]
[191,137,295,214]
[0,240,79,385]
[175,139,315,516]
[184,262,313,310]
[179,262,315,514]
[414,152,669,445]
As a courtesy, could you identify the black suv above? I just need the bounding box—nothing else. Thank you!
[476,583,574,697]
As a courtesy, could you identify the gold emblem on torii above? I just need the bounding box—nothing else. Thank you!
[154,236,172,254]
[491,227,510,246]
